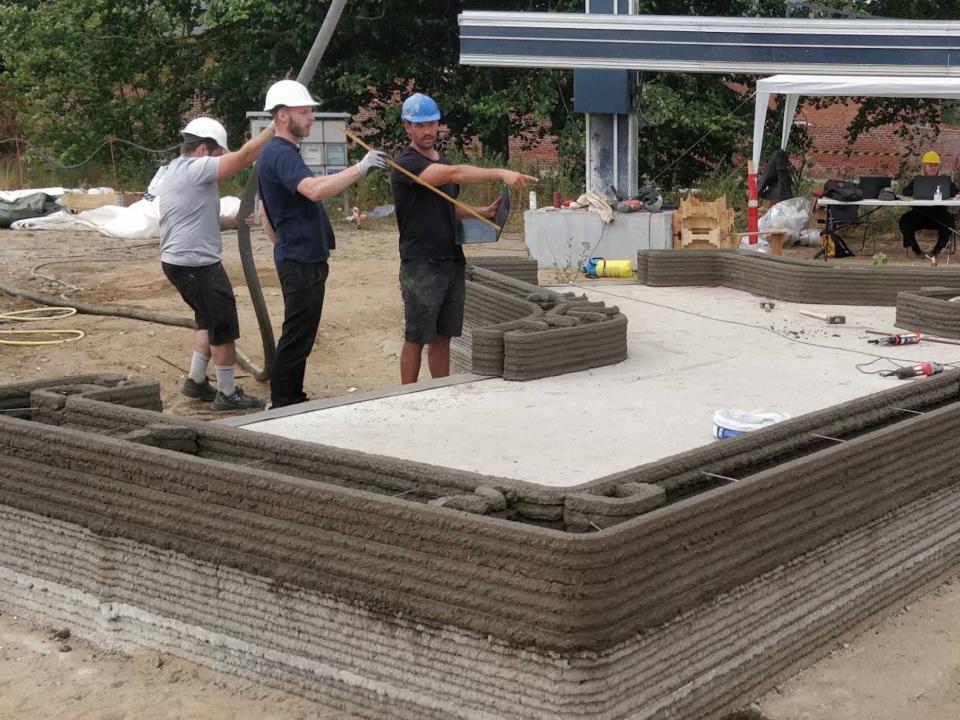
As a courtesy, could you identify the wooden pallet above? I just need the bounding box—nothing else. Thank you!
[60,192,141,214]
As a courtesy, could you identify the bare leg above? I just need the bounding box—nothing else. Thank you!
[400,341,424,384]
[427,335,451,379]
[209,341,236,367]
[193,330,211,356]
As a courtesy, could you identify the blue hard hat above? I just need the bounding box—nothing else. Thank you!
[401,93,441,123]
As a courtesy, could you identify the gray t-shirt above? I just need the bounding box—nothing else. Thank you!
[158,155,221,266]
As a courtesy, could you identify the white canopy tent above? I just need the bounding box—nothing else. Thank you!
[751,74,960,168]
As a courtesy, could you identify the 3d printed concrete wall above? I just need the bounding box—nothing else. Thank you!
[896,286,960,338]
[4,372,960,719]
[455,263,628,380]
[637,249,960,305]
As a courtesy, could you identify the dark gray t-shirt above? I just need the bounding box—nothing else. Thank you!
[158,155,221,266]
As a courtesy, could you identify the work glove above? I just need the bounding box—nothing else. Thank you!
[358,150,390,176]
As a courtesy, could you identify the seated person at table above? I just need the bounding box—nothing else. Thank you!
[899,150,957,260]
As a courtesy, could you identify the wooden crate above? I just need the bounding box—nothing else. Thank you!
[60,192,141,214]
[673,195,735,250]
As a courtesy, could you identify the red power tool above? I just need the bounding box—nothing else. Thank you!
[880,361,944,379]
[868,331,921,346]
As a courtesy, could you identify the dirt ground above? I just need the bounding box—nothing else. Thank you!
[0,610,358,720]
[1,217,959,718]
[0,218,531,419]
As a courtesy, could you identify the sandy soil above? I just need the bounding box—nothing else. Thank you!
[0,610,357,720]
[0,218,530,419]
[758,573,960,720]
[1,216,959,718]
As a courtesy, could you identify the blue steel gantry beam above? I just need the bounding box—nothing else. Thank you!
[459,12,960,77]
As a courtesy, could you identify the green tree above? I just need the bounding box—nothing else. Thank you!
[0,0,212,173]
[196,0,583,159]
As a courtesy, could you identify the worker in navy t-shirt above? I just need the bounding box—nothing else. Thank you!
[257,80,388,408]
[390,93,536,385]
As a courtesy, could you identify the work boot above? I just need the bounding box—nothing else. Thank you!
[211,387,265,412]
[181,376,216,402]
[908,243,924,258]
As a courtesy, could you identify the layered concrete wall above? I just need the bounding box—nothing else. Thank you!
[4,375,960,717]
[468,255,540,285]
[455,264,628,380]
[895,286,960,338]
[637,249,960,305]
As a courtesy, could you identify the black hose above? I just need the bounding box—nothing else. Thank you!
[235,173,274,380]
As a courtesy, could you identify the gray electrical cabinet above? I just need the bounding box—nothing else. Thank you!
[246,111,351,176]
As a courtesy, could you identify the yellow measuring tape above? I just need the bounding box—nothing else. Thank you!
[0,307,85,346]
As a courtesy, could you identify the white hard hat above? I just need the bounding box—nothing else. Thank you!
[264,80,318,112]
[181,117,229,152]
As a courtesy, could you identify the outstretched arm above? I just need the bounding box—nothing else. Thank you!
[296,150,389,202]
[420,163,536,190]
[217,123,276,180]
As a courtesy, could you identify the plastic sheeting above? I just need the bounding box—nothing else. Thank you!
[0,188,67,202]
[0,192,60,228]
[10,197,241,240]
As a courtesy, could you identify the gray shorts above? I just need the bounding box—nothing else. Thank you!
[400,259,465,344]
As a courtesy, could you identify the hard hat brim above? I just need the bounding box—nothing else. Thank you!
[401,112,442,123]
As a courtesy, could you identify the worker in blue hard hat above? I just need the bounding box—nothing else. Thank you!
[390,92,537,385]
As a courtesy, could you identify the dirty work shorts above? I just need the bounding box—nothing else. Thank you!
[400,258,465,344]
[162,261,240,346]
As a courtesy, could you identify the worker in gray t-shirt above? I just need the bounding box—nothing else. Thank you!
[158,116,275,411]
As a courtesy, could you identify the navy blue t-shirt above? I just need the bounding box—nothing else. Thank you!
[391,146,464,262]
[257,137,336,264]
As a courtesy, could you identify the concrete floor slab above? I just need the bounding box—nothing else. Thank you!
[238,283,960,487]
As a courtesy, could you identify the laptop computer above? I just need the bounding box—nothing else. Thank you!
[911,175,954,200]
[455,185,511,244]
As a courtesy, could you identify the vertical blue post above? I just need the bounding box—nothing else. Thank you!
[573,0,637,198]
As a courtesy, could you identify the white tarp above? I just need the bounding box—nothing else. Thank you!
[0,187,67,202]
[10,197,241,240]
[752,74,960,167]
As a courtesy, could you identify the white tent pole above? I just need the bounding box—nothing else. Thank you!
[781,94,800,150]
[752,91,770,167]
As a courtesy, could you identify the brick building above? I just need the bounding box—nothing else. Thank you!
[797,100,960,181]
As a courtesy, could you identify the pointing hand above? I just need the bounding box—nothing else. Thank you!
[500,170,538,190]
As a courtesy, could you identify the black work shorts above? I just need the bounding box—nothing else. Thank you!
[400,258,465,344]
[162,261,240,345]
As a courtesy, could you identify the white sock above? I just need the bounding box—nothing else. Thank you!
[215,365,236,396]
[188,352,210,383]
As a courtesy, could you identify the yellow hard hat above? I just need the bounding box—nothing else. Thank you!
[921,150,941,164]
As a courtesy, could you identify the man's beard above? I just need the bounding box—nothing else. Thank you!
[290,118,309,138]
